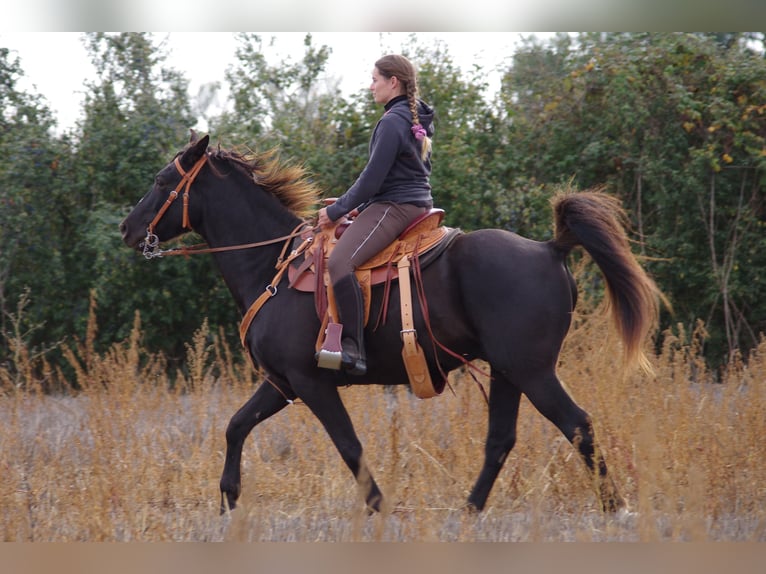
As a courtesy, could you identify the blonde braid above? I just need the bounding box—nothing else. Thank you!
[375,54,432,161]
[406,83,432,161]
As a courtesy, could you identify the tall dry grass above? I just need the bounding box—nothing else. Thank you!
[1,293,764,541]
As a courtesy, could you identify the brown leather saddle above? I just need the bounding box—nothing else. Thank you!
[237,206,460,398]
[287,208,457,326]
[285,207,460,398]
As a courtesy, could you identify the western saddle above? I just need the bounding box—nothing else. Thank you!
[240,207,460,398]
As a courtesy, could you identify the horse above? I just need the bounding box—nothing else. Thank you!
[119,131,661,515]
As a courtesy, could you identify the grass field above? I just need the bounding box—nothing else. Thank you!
[1,299,764,542]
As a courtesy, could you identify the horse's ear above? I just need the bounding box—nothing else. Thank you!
[189,129,199,144]
[184,133,210,164]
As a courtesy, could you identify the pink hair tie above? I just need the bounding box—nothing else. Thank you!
[411,124,427,141]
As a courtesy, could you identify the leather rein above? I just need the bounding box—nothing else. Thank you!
[141,152,311,260]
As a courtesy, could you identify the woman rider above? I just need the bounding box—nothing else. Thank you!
[317,54,435,376]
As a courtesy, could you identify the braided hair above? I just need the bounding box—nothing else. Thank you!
[374,55,432,161]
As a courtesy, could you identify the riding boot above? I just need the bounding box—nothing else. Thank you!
[332,274,367,376]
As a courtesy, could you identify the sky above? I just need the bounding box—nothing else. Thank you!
[1,32,545,134]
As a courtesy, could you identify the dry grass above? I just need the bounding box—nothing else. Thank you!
[1,300,765,541]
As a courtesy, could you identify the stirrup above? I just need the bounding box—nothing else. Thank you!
[315,323,366,375]
[316,322,343,370]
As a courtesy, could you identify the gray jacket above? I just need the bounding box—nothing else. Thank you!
[326,96,434,221]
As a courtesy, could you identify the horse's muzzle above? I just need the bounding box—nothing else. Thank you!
[119,219,143,250]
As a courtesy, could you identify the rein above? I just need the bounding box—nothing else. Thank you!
[143,228,311,259]
[141,151,313,260]
[410,247,491,405]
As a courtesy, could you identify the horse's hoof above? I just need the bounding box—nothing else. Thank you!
[365,492,383,513]
[220,492,237,515]
[462,501,481,514]
[613,507,638,522]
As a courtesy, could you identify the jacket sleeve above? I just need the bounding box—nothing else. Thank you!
[326,117,402,221]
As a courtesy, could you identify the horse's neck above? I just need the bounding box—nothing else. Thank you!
[204,210,302,314]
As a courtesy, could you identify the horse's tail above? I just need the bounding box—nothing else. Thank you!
[551,189,665,373]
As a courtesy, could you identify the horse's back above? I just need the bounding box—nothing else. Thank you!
[448,228,569,290]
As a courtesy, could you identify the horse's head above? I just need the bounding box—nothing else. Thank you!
[120,131,210,258]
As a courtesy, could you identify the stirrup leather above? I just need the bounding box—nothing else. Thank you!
[397,255,439,398]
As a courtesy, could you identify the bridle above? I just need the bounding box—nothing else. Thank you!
[141,152,311,260]
[142,153,208,258]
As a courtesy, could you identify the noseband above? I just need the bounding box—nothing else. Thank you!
[143,153,209,259]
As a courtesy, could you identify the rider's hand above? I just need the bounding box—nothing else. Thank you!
[317,207,332,228]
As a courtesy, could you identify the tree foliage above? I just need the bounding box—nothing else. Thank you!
[71,33,237,363]
[211,33,376,196]
[501,32,766,365]
[2,32,765,381]
[0,46,68,365]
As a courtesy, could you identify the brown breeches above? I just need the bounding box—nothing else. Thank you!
[327,201,428,283]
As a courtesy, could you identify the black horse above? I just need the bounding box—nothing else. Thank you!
[120,132,661,514]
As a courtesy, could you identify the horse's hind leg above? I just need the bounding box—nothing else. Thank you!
[522,369,625,512]
[220,379,293,513]
[297,381,384,512]
[467,372,522,511]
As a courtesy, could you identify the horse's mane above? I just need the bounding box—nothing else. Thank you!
[209,146,321,219]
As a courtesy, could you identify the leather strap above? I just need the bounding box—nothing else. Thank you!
[239,237,312,346]
[147,154,208,235]
[397,255,439,399]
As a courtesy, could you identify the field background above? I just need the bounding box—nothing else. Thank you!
[1,295,765,542]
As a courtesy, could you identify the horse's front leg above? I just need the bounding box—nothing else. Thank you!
[298,379,384,512]
[220,379,293,513]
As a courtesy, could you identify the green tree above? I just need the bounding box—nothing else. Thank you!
[211,33,372,196]
[500,32,766,368]
[9,32,762,382]
[406,38,500,230]
[0,46,68,374]
[69,33,237,363]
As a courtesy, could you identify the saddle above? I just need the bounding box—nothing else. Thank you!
[288,208,452,325]
[238,207,460,399]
